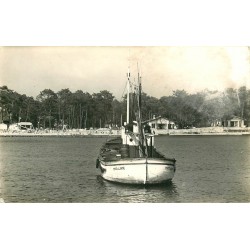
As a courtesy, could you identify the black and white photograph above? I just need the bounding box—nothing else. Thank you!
[1,46,250,203]
[1,1,250,250]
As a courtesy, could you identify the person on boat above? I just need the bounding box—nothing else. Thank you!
[144,123,151,134]
[126,121,139,133]
[125,123,133,132]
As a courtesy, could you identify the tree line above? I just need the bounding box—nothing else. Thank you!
[1,85,250,129]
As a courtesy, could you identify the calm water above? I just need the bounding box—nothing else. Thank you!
[0,135,250,203]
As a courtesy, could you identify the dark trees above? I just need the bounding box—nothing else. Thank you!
[1,84,250,129]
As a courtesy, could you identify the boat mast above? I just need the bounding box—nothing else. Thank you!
[137,64,148,157]
[126,67,130,124]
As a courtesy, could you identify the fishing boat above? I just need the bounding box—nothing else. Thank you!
[96,67,176,184]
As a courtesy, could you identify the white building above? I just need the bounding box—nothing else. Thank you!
[9,122,34,131]
[222,116,245,128]
[143,116,176,135]
[0,123,8,131]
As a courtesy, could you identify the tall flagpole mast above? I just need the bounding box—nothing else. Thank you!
[126,67,130,124]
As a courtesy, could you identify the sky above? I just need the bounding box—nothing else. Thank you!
[0,46,250,100]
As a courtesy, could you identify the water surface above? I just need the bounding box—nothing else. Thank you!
[0,135,249,202]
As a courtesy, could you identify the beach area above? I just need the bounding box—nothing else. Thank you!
[0,128,121,137]
[168,127,250,136]
[1,126,250,137]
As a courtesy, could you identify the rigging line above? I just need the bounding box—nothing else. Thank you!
[130,81,139,88]
[120,80,128,102]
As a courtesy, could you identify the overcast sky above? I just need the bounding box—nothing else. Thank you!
[0,46,249,100]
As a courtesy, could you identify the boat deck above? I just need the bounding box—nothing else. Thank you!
[99,137,169,161]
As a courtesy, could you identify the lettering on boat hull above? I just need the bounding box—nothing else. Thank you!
[113,167,125,170]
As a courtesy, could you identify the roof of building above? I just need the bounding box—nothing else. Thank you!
[143,116,174,124]
[18,122,33,125]
[228,116,244,121]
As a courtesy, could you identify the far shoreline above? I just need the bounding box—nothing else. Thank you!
[1,127,250,137]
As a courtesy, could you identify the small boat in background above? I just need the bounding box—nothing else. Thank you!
[96,67,176,184]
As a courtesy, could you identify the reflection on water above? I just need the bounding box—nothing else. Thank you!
[96,175,179,203]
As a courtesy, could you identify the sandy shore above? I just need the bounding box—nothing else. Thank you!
[1,128,250,137]
[167,127,250,136]
[169,132,250,136]
[0,129,121,137]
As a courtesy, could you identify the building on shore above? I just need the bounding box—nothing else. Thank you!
[222,116,245,128]
[0,123,8,131]
[9,122,34,131]
[143,116,176,135]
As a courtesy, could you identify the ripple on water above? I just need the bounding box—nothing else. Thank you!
[0,136,250,202]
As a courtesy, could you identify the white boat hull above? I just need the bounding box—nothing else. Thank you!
[98,158,175,184]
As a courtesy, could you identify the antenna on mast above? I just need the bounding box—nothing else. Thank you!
[137,61,142,86]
